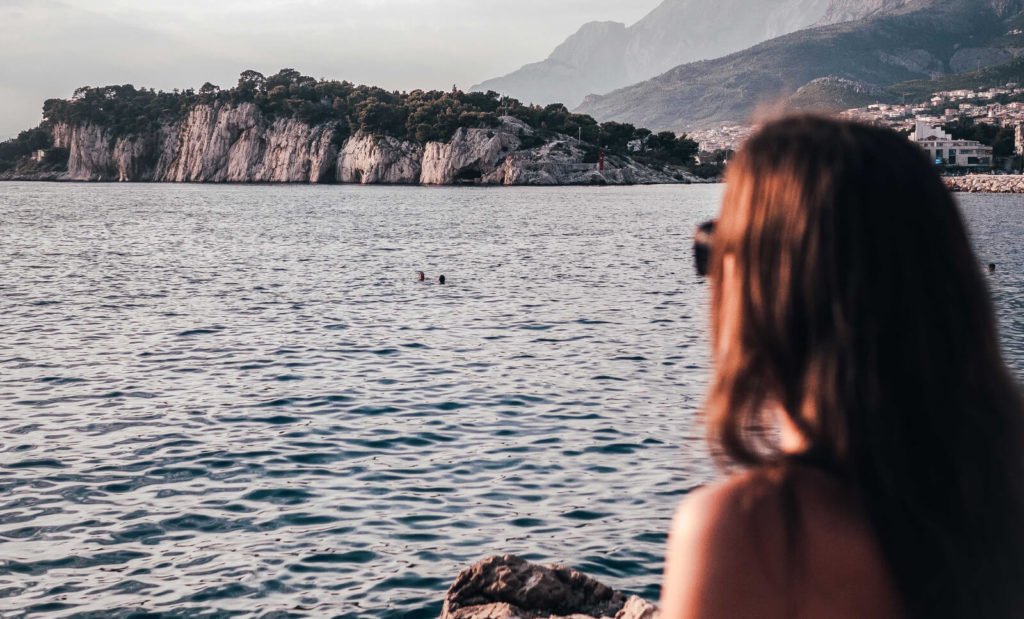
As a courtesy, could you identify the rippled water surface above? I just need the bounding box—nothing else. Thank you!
[1,183,1021,618]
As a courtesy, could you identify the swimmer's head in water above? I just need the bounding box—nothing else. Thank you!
[438,275,446,284]
[989,263,996,272]
[417,271,425,281]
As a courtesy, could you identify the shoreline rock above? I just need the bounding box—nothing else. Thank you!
[1,106,708,187]
[943,174,1024,194]
[441,555,659,619]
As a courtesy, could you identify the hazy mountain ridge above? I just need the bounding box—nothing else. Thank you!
[469,0,939,109]
[479,21,632,107]
[815,0,923,24]
[471,0,849,108]
[573,0,1024,131]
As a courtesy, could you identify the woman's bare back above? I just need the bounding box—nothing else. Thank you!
[660,467,904,619]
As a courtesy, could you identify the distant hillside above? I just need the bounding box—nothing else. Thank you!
[781,54,1024,114]
[469,0,920,109]
[575,0,1024,131]
[887,55,1024,100]
[785,77,888,112]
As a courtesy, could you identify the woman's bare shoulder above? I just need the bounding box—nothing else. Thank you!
[659,471,792,618]
[660,468,903,619]
[667,470,785,556]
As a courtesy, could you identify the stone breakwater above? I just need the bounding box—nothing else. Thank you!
[944,174,1024,194]
[441,555,659,619]
[5,103,700,186]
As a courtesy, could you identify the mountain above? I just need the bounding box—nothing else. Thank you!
[468,0,915,109]
[817,0,924,22]
[469,21,631,110]
[574,0,1024,131]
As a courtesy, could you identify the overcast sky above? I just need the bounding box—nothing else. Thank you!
[0,0,660,138]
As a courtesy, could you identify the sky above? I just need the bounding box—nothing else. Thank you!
[0,0,660,139]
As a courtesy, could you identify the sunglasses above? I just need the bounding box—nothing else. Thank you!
[694,219,716,277]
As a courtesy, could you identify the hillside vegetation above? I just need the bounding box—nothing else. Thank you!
[1,69,699,174]
[785,77,887,112]
[779,56,1024,112]
[885,56,1024,101]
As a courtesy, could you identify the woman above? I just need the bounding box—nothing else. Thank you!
[661,116,1024,618]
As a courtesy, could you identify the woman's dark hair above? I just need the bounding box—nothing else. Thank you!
[707,115,1024,618]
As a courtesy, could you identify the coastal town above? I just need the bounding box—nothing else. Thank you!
[841,83,1024,137]
[689,82,1024,183]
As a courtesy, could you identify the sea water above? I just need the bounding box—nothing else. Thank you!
[0,183,1020,617]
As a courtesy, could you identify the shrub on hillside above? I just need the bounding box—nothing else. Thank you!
[28,69,702,171]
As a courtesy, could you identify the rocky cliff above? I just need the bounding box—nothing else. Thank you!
[10,103,695,186]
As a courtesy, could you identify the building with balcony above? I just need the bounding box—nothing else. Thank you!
[910,121,993,168]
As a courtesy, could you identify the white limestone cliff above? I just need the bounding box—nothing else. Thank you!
[53,123,117,181]
[162,105,337,183]
[336,132,422,184]
[421,122,524,185]
[35,106,698,186]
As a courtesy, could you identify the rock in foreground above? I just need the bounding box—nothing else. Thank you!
[441,555,659,619]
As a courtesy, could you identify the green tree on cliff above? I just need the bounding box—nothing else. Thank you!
[234,70,266,103]
[33,69,701,169]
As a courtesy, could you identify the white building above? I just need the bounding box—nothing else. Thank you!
[910,121,993,168]
[1016,125,1023,156]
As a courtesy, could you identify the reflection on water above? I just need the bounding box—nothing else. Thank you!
[0,184,1019,617]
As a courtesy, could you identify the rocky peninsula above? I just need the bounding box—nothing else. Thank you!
[0,71,709,186]
[943,174,1024,194]
[441,555,659,619]
[3,108,696,186]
